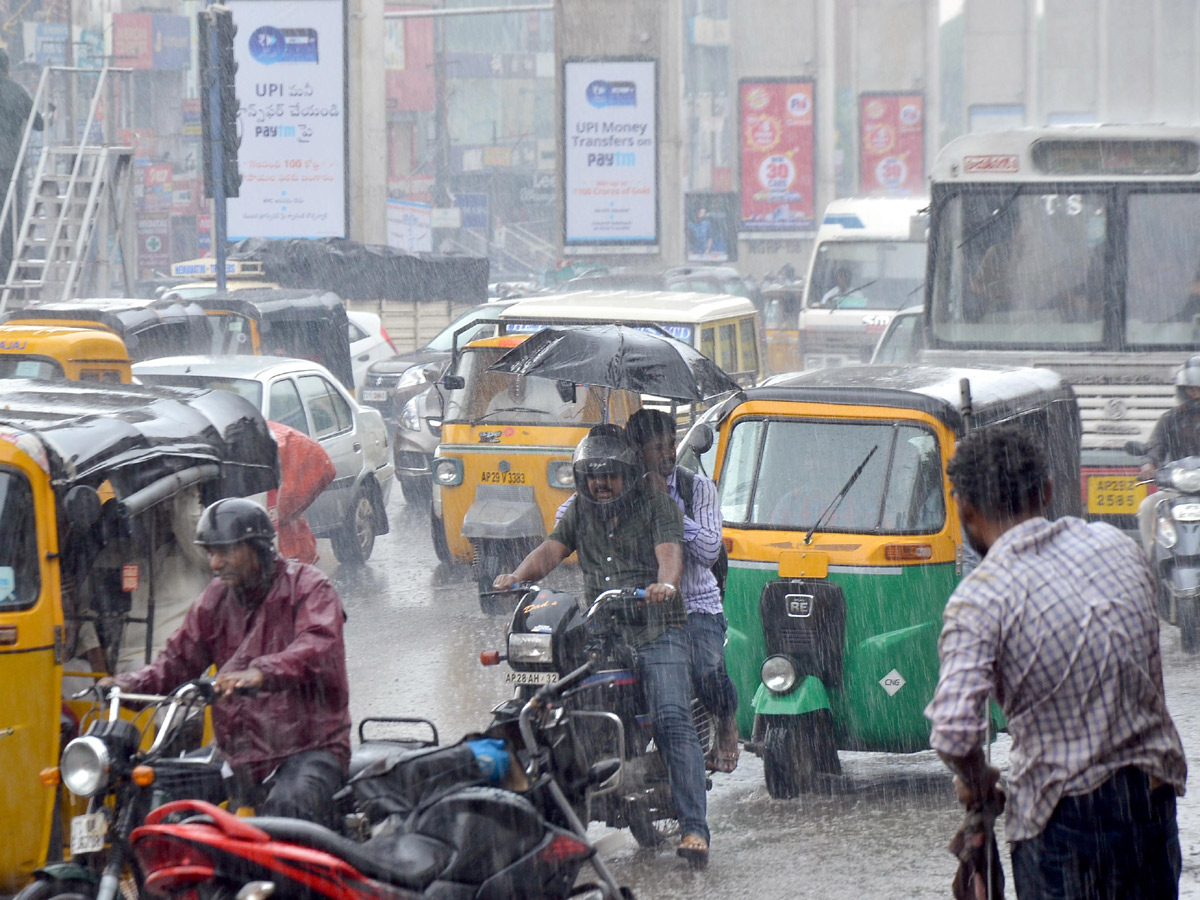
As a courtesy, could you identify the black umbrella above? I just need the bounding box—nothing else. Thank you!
[487,325,740,402]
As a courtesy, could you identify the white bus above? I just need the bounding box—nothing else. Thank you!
[925,125,1200,529]
[798,195,928,369]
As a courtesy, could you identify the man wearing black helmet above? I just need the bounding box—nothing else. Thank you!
[1138,356,1200,555]
[98,497,351,826]
[494,425,713,868]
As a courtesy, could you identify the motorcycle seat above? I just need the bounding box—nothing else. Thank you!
[250,817,454,891]
[348,740,405,779]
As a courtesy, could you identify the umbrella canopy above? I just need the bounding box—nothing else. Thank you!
[487,324,740,402]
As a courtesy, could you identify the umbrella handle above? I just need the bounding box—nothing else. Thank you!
[601,386,610,424]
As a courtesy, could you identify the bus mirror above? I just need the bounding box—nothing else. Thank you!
[64,485,102,528]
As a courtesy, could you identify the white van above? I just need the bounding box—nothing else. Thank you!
[798,196,928,369]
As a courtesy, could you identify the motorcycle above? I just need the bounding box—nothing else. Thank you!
[18,679,232,900]
[481,586,715,848]
[128,666,635,900]
[1127,442,1200,652]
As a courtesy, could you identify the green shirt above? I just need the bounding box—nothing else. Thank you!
[549,488,686,645]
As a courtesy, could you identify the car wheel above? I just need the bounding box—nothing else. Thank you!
[332,487,376,564]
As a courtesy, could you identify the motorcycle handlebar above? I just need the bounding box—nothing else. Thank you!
[584,588,646,621]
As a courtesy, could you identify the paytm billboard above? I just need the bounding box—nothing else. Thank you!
[226,0,347,239]
[563,59,657,249]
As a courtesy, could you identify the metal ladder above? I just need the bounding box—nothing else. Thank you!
[0,66,136,311]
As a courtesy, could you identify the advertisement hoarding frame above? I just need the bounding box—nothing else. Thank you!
[857,90,925,197]
[561,57,660,254]
[736,76,817,240]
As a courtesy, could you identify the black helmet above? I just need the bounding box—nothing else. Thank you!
[1176,356,1200,404]
[572,425,642,513]
[194,498,275,547]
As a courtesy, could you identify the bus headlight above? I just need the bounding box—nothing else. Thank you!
[547,460,575,488]
[60,735,111,798]
[761,655,798,695]
[432,458,463,487]
[508,633,553,665]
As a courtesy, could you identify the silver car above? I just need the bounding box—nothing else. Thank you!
[133,355,394,564]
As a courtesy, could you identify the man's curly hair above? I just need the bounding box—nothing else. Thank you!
[947,424,1050,519]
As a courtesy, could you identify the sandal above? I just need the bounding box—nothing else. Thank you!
[706,716,740,774]
[677,833,709,869]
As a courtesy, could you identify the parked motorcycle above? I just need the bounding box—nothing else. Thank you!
[482,586,714,848]
[1127,442,1200,652]
[18,679,231,900]
[128,666,635,900]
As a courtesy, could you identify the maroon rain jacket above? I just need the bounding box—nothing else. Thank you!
[118,554,351,782]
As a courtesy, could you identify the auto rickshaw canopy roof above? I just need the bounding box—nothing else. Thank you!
[0,378,279,503]
[0,323,132,363]
[0,298,209,359]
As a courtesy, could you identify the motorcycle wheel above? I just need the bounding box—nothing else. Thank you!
[761,711,840,800]
[1179,595,1200,654]
[625,797,680,849]
[12,880,93,900]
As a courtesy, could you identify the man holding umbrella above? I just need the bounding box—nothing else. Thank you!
[493,424,712,868]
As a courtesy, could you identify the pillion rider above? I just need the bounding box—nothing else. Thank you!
[1137,355,1200,556]
[493,424,712,868]
[99,498,352,826]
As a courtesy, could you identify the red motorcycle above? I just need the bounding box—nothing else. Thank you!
[130,664,634,900]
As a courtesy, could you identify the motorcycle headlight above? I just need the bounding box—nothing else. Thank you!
[397,365,428,389]
[508,633,553,664]
[761,655,798,695]
[547,460,575,488]
[61,735,111,798]
[400,396,422,432]
[1157,514,1178,550]
[1171,468,1200,493]
[432,457,463,487]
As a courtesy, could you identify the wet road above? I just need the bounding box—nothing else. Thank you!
[322,490,1200,899]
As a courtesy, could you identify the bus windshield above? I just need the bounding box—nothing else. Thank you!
[808,240,926,311]
[931,185,1200,348]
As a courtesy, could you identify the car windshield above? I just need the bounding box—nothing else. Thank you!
[807,241,926,310]
[0,468,40,612]
[134,372,264,409]
[719,418,945,533]
[426,305,501,352]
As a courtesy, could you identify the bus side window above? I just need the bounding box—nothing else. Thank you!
[718,323,737,373]
[738,317,759,377]
[701,326,716,360]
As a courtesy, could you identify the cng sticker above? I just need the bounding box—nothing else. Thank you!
[879,668,906,697]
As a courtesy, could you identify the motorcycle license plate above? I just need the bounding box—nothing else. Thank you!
[505,671,559,685]
[70,812,107,855]
[1086,475,1146,514]
[361,389,388,402]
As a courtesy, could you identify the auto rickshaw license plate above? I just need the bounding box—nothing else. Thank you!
[70,812,107,855]
[481,471,527,485]
[1086,475,1146,514]
[505,671,559,685]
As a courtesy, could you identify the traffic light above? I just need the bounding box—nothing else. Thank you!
[199,5,241,199]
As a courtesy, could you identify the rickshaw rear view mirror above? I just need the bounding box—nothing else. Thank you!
[778,549,829,579]
[441,374,465,390]
[555,380,577,404]
[690,423,714,454]
[64,485,102,528]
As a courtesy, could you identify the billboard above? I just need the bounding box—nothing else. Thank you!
[859,92,924,196]
[685,192,737,263]
[386,199,432,252]
[738,79,815,234]
[227,0,347,239]
[563,59,657,248]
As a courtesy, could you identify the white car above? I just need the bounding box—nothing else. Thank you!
[347,311,397,397]
[133,355,394,564]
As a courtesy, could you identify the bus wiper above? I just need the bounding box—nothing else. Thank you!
[955,186,1022,251]
[804,445,879,545]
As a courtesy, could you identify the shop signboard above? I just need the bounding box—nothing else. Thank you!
[455,193,488,229]
[140,164,174,214]
[737,78,815,234]
[859,92,924,196]
[138,217,172,272]
[110,14,154,69]
[386,199,432,252]
[152,16,192,70]
[563,58,657,249]
[227,0,348,239]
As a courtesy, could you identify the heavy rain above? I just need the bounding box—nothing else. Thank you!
[3,0,1200,899]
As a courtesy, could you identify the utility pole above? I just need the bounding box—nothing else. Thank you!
[199,5,241,291]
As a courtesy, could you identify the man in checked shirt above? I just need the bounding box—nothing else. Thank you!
[926,425,1187,899]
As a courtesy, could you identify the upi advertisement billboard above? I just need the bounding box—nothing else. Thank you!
[562,59,658,250]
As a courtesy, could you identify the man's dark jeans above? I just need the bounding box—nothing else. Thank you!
[251,749,346,828]
[1010,767,1180,900]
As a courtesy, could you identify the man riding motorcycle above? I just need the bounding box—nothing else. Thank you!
[493,425,712,868]
[1138,356,1200,556]
[99,498,352,827]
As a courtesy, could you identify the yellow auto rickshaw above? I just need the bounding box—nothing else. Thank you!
[0,324,133,382]
[0,379,279,891]
[430,334,641,611]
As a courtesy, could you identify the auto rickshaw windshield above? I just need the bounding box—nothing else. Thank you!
[0,357,64,379]
[719,418,945,533]
[206,312,257,355]
[444,347,600,424]
[0,469,39,611]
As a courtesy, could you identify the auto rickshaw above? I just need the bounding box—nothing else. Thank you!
[0,379,279,891]
[0,298,210,362]
[0,324,132,382]
[188,290,356,392]
[430,334,641,610]
[683,364,1080,798]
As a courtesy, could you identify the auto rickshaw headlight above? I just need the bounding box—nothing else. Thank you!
[433,457,463,486]
[60,735,112,798]
[547,461,575,488]
[508,633,554,664]
[761,655,798,694]
[1157,514,1178,550]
